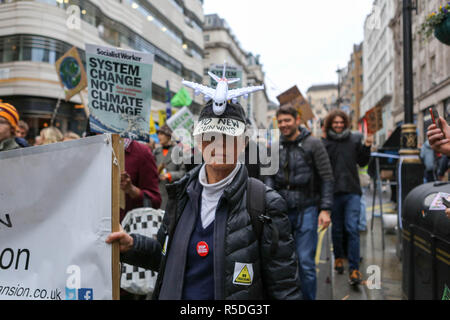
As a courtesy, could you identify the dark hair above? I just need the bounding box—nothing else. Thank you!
[18,120,29,132]
[276,104,298,120]
[324,109,349,133]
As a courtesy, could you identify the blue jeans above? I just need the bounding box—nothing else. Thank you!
[288,206,318,300]
[331,193,361,271]
[359,187,368,231]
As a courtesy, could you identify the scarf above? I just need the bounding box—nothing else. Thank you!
[198,163,241,228]
[327,129,351,141]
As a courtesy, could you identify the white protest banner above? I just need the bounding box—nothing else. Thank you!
[166,106,195,147]
[86,44,154,142]
[0,135,120,300]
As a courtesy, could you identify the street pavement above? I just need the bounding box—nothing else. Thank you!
[316,186,403,300]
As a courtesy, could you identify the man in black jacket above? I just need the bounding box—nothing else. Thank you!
[265,104,334,300]
[323,109,372,286]
[107,101,302,300]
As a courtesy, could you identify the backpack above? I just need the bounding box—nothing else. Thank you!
[246,177,279,256]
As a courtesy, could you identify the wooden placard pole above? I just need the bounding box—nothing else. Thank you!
[119,139,125,210]
[78,91,90,118]
[111,134,122,300]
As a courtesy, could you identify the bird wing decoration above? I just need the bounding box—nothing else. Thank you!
[227,85,265,100]
[182,80,215,100]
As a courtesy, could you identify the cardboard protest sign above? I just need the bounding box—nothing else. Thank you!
[0,135,120,300]
[55,46,87,101]
[277,86,314,123]
[365,105,383,134]
[209,64,243,90]
[277,86,302,105]
[86,44,154,142]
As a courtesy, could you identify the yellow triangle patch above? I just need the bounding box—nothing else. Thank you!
[235,265,251,284]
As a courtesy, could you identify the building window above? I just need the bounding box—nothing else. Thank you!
[0,35,83,65]
[123,0,183,44]
[168,0,183,14]
[23,0,203,79]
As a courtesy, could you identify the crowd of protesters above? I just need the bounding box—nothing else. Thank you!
[2,97,449,301]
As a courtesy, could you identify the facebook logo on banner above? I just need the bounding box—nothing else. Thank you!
[65,287,77,300]
[78,288,93,300]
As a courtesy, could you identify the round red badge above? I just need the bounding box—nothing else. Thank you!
[196,241,209,257]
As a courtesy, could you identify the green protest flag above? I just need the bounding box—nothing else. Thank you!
[171,87,192,107]
[443,284,450,300]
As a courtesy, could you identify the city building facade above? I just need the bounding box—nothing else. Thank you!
[360,0,396,145]
[306,83,338,137]
[339,43,364,130]
[390,0,450,145]
[0,0,205,138]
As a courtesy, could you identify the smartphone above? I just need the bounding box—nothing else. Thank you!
[429,108,444,136]
[430,108,442,128]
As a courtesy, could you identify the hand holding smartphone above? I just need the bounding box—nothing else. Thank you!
[427,108,450,155]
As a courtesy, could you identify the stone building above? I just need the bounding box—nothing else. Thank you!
[360,0,396,145]
[0,0,205,137]
[339,43,364,130]
[306,83,338,137]
[390,0,450,145]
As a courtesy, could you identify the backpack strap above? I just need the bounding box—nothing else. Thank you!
[247,178,279,256]
[247,178,266,238]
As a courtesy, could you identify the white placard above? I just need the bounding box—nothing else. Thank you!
[167,106,195,147]
[0,135,113,300]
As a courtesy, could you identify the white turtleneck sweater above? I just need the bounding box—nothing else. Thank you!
[198,163,241,229]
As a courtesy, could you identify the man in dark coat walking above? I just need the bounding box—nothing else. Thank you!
[265,104,334,300]
[323,109,372,286]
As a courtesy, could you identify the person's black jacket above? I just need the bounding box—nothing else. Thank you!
[323,131,371,195]
[265,127,334,211]
[244,140,264,181]
[121,164,302,300]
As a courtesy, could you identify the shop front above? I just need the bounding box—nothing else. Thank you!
[1,95,87,144]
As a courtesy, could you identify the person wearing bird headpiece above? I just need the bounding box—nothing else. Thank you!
[107,70,302,300]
